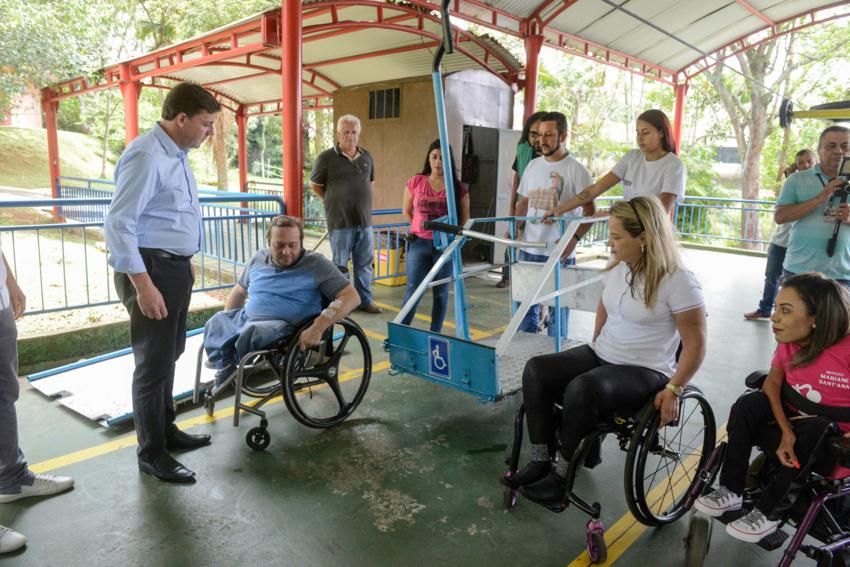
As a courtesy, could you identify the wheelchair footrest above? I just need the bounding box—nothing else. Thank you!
[756,528,790,551]
[716,509,790,551]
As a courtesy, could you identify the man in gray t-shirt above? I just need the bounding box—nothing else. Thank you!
[203,216,360,384]
[309,114,381,314]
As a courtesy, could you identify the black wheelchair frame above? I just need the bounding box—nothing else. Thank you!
[684,372,850,567]
[193,316,372,451]
[503,383,716,564]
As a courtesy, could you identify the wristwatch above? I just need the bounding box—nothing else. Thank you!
[665,383,684,397]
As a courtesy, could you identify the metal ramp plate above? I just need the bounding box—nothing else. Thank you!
[490,332,583,397]
[511,263,603,311]
[27,330,217,428]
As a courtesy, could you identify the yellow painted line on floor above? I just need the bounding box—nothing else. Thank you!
[374,301,504,341]
[29,360,392,475]
[566,424,728,566]
[362,328,387,341]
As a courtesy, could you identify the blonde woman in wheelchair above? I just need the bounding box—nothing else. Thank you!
[695,273,850,543]
[503,196,707,506]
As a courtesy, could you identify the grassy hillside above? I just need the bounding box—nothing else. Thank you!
[0,126,113,189]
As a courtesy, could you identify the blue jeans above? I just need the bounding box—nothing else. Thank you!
[329,227,374,305]
[402,237,452,332]
[518,250,575,337]
[755,243,787,316]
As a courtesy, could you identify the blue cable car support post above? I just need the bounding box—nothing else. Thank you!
[431,0,469,341]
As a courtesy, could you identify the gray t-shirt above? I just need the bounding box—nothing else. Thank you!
[237,249,350,322]
[310,144,375,230]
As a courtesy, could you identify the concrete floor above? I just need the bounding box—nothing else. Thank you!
[0,248,816,566]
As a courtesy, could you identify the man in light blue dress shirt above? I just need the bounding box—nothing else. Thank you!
[105,82,220,483]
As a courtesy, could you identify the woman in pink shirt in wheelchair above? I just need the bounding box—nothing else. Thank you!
[696,272,850,542]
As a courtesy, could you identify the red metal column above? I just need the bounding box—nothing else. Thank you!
[523,34,544,121]
[119,63,140,144]
[673,81,689,153]
[282,1,303,218]
[40,88,61,206]
[236,105,249,193]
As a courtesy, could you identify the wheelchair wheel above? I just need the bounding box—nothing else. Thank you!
[586,520,607,564]
[624,386,716,526]
[684,514,710,567]
[503,485,518,509]
[282,318,372,429]
[246,426,270,451]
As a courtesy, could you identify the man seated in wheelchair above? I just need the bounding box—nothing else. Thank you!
[203,215,361,385]
[504,196,707,505]
[694,273,850,542]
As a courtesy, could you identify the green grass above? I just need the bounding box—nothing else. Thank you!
[0,126,114,189]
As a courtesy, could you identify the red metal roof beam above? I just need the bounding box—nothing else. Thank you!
[735,0,775,29]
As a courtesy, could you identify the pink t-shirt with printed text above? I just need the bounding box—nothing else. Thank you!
[772,334,850,431]
[406,174,468,239]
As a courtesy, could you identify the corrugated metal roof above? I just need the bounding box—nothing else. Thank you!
[50,0,848,105]
[516,0,847,79]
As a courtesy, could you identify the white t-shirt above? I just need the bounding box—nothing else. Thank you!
[518,154,593,256]
[592,262,704,377]
[770,221,793,248]
[611,149,686,202]
[0,235,9,311]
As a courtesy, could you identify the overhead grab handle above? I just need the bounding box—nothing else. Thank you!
[433,0,454,73]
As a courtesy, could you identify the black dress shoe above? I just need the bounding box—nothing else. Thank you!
[519,471,568,511]
[166,427,211,451]
[138,453,196,483]
[500,460,551,489]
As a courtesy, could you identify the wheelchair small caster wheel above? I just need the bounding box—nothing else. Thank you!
[586,519,607,564]
[502,485,518,509]
[684,513,711,567]
[246,427,270,451]
[203,391,215,416]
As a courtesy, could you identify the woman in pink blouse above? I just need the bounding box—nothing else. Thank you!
[400,139,470,332]
[696,273,850,543]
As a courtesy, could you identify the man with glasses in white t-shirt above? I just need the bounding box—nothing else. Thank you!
[514,112,596,337]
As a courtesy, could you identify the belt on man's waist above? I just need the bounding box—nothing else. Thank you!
[139,247,193,261]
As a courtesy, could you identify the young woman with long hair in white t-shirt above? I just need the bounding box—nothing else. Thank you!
[544,109,686,217]
[502,196,706,506]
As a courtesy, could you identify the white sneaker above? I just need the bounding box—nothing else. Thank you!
[694,486,743,517]
[726,508,780,543]
[0,525,27,553]
[0,474,74,504]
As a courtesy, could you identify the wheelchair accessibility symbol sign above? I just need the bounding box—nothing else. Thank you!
[428,337,450,379]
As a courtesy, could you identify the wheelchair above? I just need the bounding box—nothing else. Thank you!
[503,383,716,564]
[684,371,850,567]
[193,316,372,451]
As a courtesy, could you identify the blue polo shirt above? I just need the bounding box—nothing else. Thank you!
[777,165,850,279]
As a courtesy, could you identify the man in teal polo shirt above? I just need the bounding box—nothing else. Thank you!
[776,126,850,283]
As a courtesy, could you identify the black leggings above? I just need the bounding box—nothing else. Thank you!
[522,345,667,459]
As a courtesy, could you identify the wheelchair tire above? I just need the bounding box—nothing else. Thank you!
[503,485,518,509]
[624,386,716,526]
[684,514,710,567]
[587,530,607,564]
[203,390,215,416]
[246,427,270,451]
[282,318,372,429]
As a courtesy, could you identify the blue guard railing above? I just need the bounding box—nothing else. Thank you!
[4,176,776,315]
